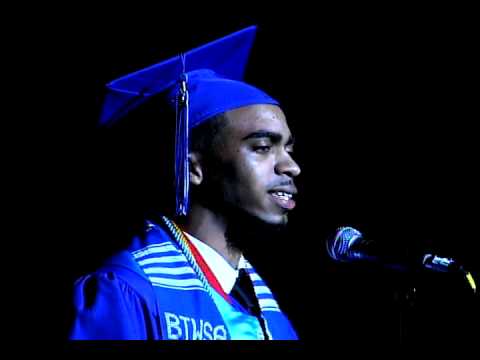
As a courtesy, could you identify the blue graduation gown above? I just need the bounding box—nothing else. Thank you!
[70,220,298,340]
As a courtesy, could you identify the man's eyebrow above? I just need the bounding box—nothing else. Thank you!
[242,131,293,144]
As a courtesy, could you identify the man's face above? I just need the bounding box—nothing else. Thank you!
[206,104,301,225]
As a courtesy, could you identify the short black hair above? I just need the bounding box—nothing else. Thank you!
[190,112,229,156]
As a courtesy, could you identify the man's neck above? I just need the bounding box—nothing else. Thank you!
[181,202,241,269]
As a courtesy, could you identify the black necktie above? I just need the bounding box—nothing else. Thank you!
[230,268,270,339]
[230,268,261,316]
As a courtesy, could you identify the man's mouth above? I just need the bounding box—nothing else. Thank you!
[269,190,296,210]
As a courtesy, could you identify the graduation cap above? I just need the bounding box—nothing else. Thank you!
[99,25,279,216]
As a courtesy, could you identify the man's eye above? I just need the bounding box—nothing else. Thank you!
[253,145,271,153]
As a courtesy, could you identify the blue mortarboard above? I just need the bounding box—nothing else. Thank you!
[99,25,279,216]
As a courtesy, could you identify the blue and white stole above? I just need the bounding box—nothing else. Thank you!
[129,216,297,340]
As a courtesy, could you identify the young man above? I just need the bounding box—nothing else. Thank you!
[70,26,301,340]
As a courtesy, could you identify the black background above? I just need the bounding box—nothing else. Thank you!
[16,3,478,348]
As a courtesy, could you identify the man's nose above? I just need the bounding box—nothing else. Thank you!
[275,152,301,178]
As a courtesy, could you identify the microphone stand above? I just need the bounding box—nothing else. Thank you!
[394,263,478,347]
[393,271,418,346]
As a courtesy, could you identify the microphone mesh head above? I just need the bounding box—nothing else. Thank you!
[326,226,363,261]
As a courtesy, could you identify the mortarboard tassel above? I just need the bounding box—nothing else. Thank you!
[174,55,190,216]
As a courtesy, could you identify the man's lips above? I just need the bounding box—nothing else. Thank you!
[268,188,297,210]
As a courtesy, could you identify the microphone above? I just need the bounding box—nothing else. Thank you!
[326,226,463,273]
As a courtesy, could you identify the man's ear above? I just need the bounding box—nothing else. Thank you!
[189,152,204,186]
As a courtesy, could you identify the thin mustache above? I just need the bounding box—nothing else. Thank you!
[275,180,295,187]
[270,180,298,193]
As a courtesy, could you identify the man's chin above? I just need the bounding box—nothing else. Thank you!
[230,205,287,226]
[223,206,288,252]
[259,212,289,227]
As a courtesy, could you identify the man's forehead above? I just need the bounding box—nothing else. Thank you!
[224,105,291,137]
